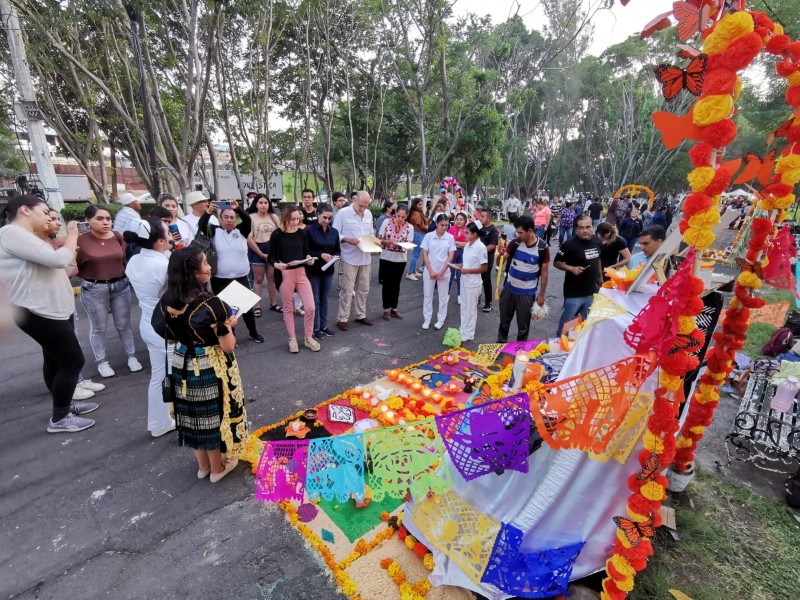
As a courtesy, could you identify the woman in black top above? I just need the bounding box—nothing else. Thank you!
[618,209,644,253]
[152,248,247,484]
[596,222,631,279]
[305,204,341,340]
[269,205,319,354]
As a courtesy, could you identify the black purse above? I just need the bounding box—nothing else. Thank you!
[161,336,174,403]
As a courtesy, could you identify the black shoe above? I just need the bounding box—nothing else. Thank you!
[482,305,492,313]
[313,329,325,341]
[321,327,336,337]
[249,333,265,343]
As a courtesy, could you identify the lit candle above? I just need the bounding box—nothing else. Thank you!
[387,369,399,380]
[432,392,441,402]
[380,405,389,413]
[362,391,371,400]
[412,383,423,393]
[398,419,406,425]
[509,351,530,392]
[386,411,395,420]
[291,421,301,431]
[421,388,432,399]
[370,397,379,407]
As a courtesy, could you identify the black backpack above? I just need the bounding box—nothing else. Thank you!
[762,327,794,357]
[784,310,800,336]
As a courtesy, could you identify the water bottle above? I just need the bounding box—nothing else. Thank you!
[771,376,798,413]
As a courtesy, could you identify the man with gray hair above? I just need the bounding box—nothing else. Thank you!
[333,190,374,330]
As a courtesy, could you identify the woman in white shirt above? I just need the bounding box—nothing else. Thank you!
[420,214,456,330]
[0,195,94,433]
[125,218,176,438]
[198,200,264,343]
[452,223,488,343]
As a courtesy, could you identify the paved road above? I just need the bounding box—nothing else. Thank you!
[0,256,566,600]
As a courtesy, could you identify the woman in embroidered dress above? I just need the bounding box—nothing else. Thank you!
[152,248,248,483]
[246,194,282,316]
[378,204,414,320]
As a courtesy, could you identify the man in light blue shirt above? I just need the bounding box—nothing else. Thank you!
[628,226,666,270]
[112,193,142,234]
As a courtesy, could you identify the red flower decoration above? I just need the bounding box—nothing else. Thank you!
[787,85,800,108]
[766,34,790,55]
[720,33,763,71]
[689,142,714,167]
[702,68,738,95]
[700,119,737,148]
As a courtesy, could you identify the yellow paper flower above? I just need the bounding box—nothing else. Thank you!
[690,425,706,435]
[703,11,754,55]
[688,208,720,229]
[687,167,716,192]
[610,554,636,578]
[615,574,635,592]
[643,430,665,453]
[693,95,734,126]
[678,316,697,334]
[677,436,693,449]
[683,226,715,249]
[738,271,762,289]
[788,71,800,86]
[640,481,666,501]
[423,553,435,570]
[776,154,800,185]
[759,198,776,211]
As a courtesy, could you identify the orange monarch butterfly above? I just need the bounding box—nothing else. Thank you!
[733,150,777,187]
[636,453,660,480]
[653,54,707,102]
[613,516,656,547]
[673,0,714,42]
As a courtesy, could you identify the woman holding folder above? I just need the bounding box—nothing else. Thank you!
[269,205,319,353]
[377,204,414,320]
[305,203,340,341]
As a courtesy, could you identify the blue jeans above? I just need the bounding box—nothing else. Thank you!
[407,230,425,274]
[556,295,595,337]
[448,247,463,296]
[308,272,334,331]
[558,225,573,245]
[79,277,136,364]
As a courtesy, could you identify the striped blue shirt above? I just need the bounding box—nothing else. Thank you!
[505,240,547,296]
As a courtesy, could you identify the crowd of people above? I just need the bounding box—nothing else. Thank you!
[0,187,672,482]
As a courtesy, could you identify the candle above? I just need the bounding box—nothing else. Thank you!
[380,405,389,413]
[421,388,432,399]
[291,421,301,431]
[509,351,530,392]
[370,397,379,407]
[432,392,441,402]
[386,411,395,420]
[387,369,399,380]
[362,391,371,400]
[412,383,423,393]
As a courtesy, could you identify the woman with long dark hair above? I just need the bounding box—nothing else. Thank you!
[305,203,340,340]
[406,198,428,280]
[246,194,281,316]
[77,204,141,378]
[0,195,96,432]
[126,218,175,437]
[152,248,247,483]
[157,193,195,248]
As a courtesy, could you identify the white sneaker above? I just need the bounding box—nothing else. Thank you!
[434,321,444,330]
[97,362,115,378]
[405,273,419,281]
[151,420,176,438]
[422,321,430,330]
[78,379,106,392]
[72,386,95,400]
[128,357,143,372]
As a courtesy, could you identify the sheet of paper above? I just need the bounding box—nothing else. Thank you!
[321,255,340,272]
[359,235,383,254]
[216,280,261,315]
[398,242,417,250]
[287,257,316,267]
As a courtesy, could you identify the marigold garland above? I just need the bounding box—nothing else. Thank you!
[602,11,796,597]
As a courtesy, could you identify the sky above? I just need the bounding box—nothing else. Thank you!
[454,0,676,56]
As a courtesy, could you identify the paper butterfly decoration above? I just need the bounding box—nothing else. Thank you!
[636,452,661,481]
[613,516,656,547]
[733,150,777,187]
[652,107,703,149]
[734,257,764,279]
[768,115,797,146]
[673,1,714,42]
[653,53,707,102]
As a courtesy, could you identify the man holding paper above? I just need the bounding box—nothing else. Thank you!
[333,191,375,330]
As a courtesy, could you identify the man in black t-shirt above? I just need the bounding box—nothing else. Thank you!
[299,188,318,227]
[587,198,604,230]
[476,207,500,312]
[553,215,603,336]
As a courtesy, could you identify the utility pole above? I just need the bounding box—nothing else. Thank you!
[125,4,161,198]
[1,0,64,210]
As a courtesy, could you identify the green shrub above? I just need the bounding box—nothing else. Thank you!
[59,202,128,222]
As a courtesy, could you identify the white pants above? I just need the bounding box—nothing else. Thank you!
[423,270,450,325]
[140,320,175,432]
[459,284,481,341]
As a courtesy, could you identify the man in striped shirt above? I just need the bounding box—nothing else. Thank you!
[496,216,549,343]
